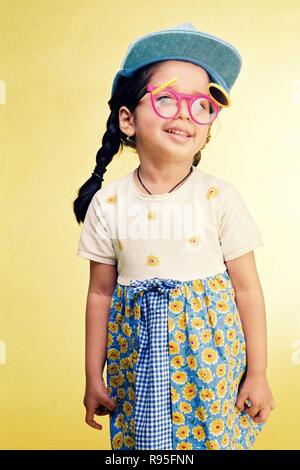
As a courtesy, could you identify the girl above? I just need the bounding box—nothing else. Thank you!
[74,23,275,450]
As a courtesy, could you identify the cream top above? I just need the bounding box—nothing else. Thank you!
[77,166,264,286]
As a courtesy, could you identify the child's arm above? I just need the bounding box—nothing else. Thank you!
[226,251,267,376]
[83,260,118,430]
[225,251,276,423]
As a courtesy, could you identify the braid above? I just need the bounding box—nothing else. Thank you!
[73,62,162,224]
[73,107,121,224]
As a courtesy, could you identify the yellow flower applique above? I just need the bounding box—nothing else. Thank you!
[216,300,230,314]
[183,382,197,400]
[171,355,184,369]
[112,432,123,449]
[177,441,192,450]
[171,387,179,403]
[146,254,160,266]
[208,278,221,292]
[173,412,185,425]
[180,402,192,414]
[106,195,117,204]
[210,418,224,436]
[187,235,201,247]
[172,371,187,384]
[206,186,219,199]
[170,300,184,314]
[177,426,190,439]
[191,297,202,312]
[192,280,204,293]
[192,425,205,441]
[147,211,158,220]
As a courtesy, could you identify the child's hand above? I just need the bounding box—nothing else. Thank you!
[235,374,276,424]
[83,376,117,430]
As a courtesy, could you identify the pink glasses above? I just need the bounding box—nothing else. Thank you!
[137,84,221,125]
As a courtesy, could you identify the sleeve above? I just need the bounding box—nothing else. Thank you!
[218,183,264,261]
[76,192,117,265]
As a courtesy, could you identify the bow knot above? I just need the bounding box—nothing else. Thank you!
[126,277,182,302]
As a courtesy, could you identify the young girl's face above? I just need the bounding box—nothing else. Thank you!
[121,60,212,165]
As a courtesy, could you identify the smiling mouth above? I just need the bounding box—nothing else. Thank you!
[164,130,192,141]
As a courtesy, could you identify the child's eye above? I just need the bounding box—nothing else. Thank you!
[156,95,172,102]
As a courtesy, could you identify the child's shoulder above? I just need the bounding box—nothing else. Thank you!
[91,170,131,203]
[193,167,236,197]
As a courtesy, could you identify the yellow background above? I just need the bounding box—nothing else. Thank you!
[1,0,299,450]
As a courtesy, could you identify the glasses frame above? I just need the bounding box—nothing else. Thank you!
[136,84,221,125]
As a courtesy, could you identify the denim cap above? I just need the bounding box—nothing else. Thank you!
[110,22,242,106]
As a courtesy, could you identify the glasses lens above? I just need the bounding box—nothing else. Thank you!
[152,91,178,117]
[152,91,217,123]
[191,97,217,124]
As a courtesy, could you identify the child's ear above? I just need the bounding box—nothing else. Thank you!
[119,106,136,136]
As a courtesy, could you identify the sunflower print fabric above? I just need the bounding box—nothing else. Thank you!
[105,270,265,450]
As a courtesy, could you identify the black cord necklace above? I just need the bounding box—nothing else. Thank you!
[137,165,193,195]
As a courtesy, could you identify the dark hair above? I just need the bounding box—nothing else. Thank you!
[73,62,206,224]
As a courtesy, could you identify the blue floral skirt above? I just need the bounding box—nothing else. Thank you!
[105,270,265,450]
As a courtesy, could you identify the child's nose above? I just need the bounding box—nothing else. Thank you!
[177,98,191,119]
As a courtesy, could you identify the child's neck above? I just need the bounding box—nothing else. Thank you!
[133,166,193,195]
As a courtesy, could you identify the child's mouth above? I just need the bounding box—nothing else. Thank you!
[164,130,192,142]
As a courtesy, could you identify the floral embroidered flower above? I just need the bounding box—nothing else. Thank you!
[171,355,184,368]
[106,195,117,204]
[183,382,197,400]
[112,432,123,449]
[197,368,213,383]
[178,312,187,330]
[202,347,218,364]
[173,412,185,425]
[192,425,205,441]
[176,426,190,439]
[180,402,192,414]
[191,297,202,312]
[123,401,133,417]
[195,406,207,421]
[191,317,204,329]
[187,235,201,247]
[201,329,212,343]
[210,400,221,415]
[205,440,219,450]
[218,378,227,398]
[214,330,224,347]
[189,334,200,351]
[187,354,197,370]
[146,254,160,266]
[177,441,193,450]
[115,413,124,428]
[169,340,180,354]
[172,371,187,384]
[206,186,219,199]
[170,300,184,314]
[216,300,229,314]
[208,278,220,292]
[210,419,224,436]
[199,389,215,401]
[147,211,158,220]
